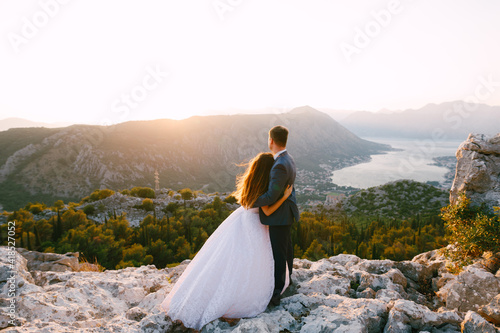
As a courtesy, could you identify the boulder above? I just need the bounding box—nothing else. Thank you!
[16,248,80,272]
[328,254,361,268]
[450,133,500,210]
[0,247,38,302]
[437,266,500,312]
[219,310,296,333]
[384,300,462,332]
[376,289,403,303]
[356,287,376,299]
[461,311,500,333]
[395,260,433,283]
[296,273,351,296]
[480,294,500,325]
[384,268,408,289]
[351,259,395,275]
[298,297,388,333]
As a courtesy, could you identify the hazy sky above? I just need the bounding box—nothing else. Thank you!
[1,0,499,125]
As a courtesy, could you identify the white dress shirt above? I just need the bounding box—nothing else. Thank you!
[273,149,287,160]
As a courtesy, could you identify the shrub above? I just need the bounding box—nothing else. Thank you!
[303,239,327,261]
[78,256,106,272]
[440,192,500,271]
[130,187,156,199]
[223,195,237,204]
[89,189,115,202]
[27,203,46,215]
[83,205,96,215]
[140,199,155,212]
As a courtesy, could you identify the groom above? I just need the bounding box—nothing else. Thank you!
[253,125,300,306]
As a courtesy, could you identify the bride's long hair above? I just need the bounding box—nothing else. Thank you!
[233,152,275,209]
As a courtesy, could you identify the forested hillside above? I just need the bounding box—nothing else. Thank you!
[341,179,448,219]
[0,182,448,269]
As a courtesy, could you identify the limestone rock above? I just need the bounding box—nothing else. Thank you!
[384,300,462,332]
[450,132,500,210]
[376,289,402,302]
[395,260,433,283]
[298,297,388,333]
[16,248,80,272]
[296,273,351,296]
[384,268,408,289]
[480,294,500,325]
[3,245,500,332]
[328,254,361,268]
[437,266,500,312]
[356,287,376,299]
[351,259,395,275]
[0,247,37,300]
[461,311,500,333]
[125,307,148,322]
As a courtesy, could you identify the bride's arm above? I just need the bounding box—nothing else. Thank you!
[261,184,293,216]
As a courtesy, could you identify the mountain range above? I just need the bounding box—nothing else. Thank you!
[0,106,390,211]
[338,101,500,139]
[0,117,73,132]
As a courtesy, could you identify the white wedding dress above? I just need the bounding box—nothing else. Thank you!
[160,206,289,330]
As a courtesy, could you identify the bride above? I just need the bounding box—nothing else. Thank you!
[160,152,293,330]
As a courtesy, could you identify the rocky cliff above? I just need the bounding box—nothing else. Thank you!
[450,133,500,210]
[1,245,500,332]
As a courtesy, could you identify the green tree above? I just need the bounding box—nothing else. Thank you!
[140,199,155,212]
[303,239,327,261]
[294,244,304,258]
[173,236,191,262]
[53,200,65,211]
[179,188,193,207]
[147,239,172,267]
[119,243,147,267]
[224,195,237,204]
[83,205,96,215]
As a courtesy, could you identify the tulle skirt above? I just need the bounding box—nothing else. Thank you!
[160,206,275,330]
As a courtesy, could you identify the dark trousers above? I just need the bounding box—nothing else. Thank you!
[269,225,293,297]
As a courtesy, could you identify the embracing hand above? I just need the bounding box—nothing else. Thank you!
[283,184,293,198]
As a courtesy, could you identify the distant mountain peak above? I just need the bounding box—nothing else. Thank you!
[288,106,330,118]
[289,105,320,113]
[0,117,74,132]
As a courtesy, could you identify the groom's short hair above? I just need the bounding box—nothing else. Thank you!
[269,125,288,147]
